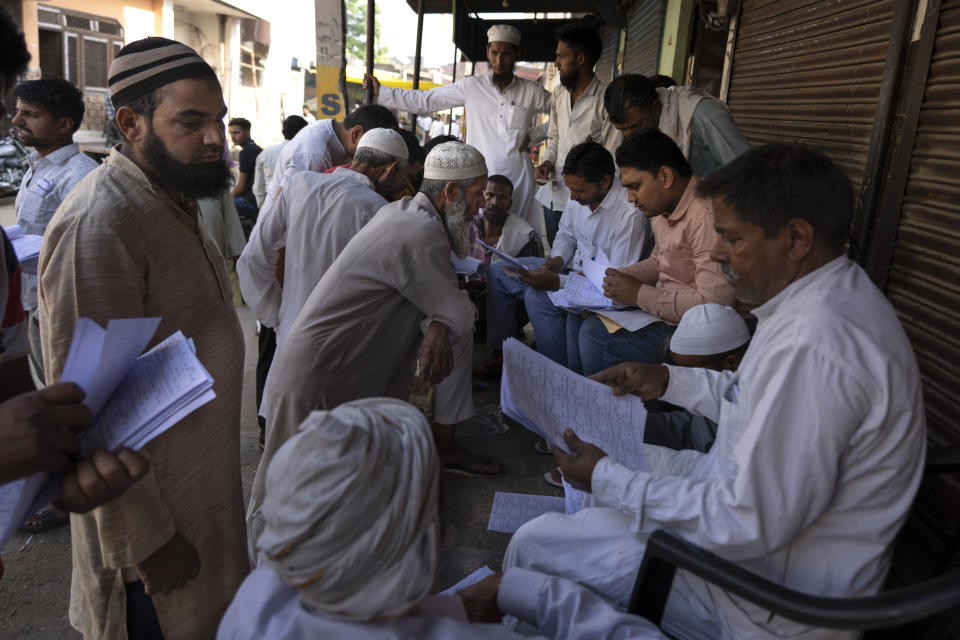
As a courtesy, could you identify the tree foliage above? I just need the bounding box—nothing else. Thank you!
[345,0,388,64]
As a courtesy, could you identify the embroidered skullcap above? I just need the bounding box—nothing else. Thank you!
[356,127,408,161]
[670,303,750,356]
[423,141,487,181]
[487,24,521,46]
[257,398,439,622]
[108,37,217,108]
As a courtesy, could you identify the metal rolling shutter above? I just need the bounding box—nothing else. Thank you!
[884,0,960,452]
[595,24,620,82]
[725,0,895,192]
[622,0,664,76]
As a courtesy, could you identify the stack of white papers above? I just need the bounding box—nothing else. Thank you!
[500,338,647,470]
[3,225,42,275]
[0,317,216,551]
[547,249,624,312]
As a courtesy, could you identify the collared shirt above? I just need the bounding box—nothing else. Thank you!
[378,75,551,229]
[238,166,388,343]
[252,140,288,207]
[216,565,667,639]
[15,142,98,310]
[536,75,622,211]
[592,256,926,638]
[551,178,652,271]
[618,177,734,325]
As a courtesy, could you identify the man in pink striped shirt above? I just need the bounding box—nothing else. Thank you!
[578,129,736,374]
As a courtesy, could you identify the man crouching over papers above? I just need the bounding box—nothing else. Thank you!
[250,142,503,540]
[220,398,668,639]
[502,143,926,639]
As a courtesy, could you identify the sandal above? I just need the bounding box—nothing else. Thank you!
[543,468,563,488]
[19,504,68,534]
[534,439,552,455]
[444,451,504,478]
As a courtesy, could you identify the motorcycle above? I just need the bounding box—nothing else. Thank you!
[0,132,28,198]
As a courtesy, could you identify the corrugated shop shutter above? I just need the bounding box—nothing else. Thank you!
[884,0,960,454]
[622,0,665,75]
[595,24,620,82]
[725,0,895,192]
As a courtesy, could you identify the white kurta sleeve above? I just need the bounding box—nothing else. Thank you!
[236,188,289,327]
[642,443,706,477]
[378,81,467,115]
[499,568,668,639]
[591,345,871,560]
[661,365,736,423]
[541,93,560,166]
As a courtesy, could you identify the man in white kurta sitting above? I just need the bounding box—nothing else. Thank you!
[247,142,502,539]
[503,143,927,639]
[364,24,550,231]
[237,128,412,345]
[484,142,652,373]
[219,397,669,639]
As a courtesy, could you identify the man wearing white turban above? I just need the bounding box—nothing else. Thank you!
[248,142,501,541]
[363,24,551,232]
[218,398,669,639]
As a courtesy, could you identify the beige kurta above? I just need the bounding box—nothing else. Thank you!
[247,192,475,547]
[38,149,248,639]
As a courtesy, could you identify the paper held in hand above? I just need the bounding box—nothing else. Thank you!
[546,249,625,312]
[477,239,526,270]
[499,338,647,471]
[0,317,217,551]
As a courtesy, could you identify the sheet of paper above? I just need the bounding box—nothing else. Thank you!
[500,338,647,470]
[450,252,483,276]
[3,225,23,240]
[83,332,214,454]
[438,566,496,596]
[596,309,660,332]
[477,239,525,269]
[562,477,586,515]
[547,274,623,311]
[582,248,612,292]
[487,492,565,534]
[0,473,48,552]
[9,233,42,262]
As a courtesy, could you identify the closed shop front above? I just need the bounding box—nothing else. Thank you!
[724,0,895,191]
[622,0,665,75]
[595,24,621,82]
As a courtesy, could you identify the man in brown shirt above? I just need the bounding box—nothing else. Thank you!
[39,38,248,639]
[577,129,735,374]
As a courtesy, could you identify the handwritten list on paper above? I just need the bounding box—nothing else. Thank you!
[500,338,647,470]
[487,492,566,534]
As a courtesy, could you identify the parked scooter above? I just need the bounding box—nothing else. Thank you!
[0,132,27,197]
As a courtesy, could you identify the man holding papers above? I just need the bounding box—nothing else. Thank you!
[486,142,651,371]
[38,38,248,639]
[502,144,925,639]
[577,129,736,375]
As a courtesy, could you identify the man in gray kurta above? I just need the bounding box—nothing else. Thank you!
[249,142,502,543]
[39,38,248,639]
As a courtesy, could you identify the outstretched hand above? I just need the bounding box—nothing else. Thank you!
[589,362,670,399]
[551,429,608,492]
[361,73,381,97]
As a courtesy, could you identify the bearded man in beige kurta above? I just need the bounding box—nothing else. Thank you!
[38,38,248,639]
[248,142,504,546]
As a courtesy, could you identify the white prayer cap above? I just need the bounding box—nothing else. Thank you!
[423,141,487,181]
[487,24,521,46]
[356,127,408,161]
[670,303,750,356]
[257,398,439,622]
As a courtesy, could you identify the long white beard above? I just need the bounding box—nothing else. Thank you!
[444,197,471,259]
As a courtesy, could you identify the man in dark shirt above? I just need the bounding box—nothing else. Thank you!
[228,117,262,233]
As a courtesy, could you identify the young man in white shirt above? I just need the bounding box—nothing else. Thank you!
[12,78,98,385]
[485,142,652,373]
[504,143,926,639]
[535,24,620,246]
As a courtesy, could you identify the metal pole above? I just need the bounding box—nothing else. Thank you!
[365,0,375,104]
[448,45,457,135]
[410,0,425,132]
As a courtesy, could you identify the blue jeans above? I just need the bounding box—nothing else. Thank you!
[234,195,259,238]
[486,258,579,369]
[578,315,675,375]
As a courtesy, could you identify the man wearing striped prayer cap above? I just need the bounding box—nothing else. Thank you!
[38,37,249,639]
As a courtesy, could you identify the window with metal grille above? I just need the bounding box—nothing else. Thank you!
[37,5,123,89]
[83,38,108,88]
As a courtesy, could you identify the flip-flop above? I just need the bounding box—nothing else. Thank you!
[18,505,68,534]
[543,469,563,488]
[445,451,504,478]
[534,439,552,455]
